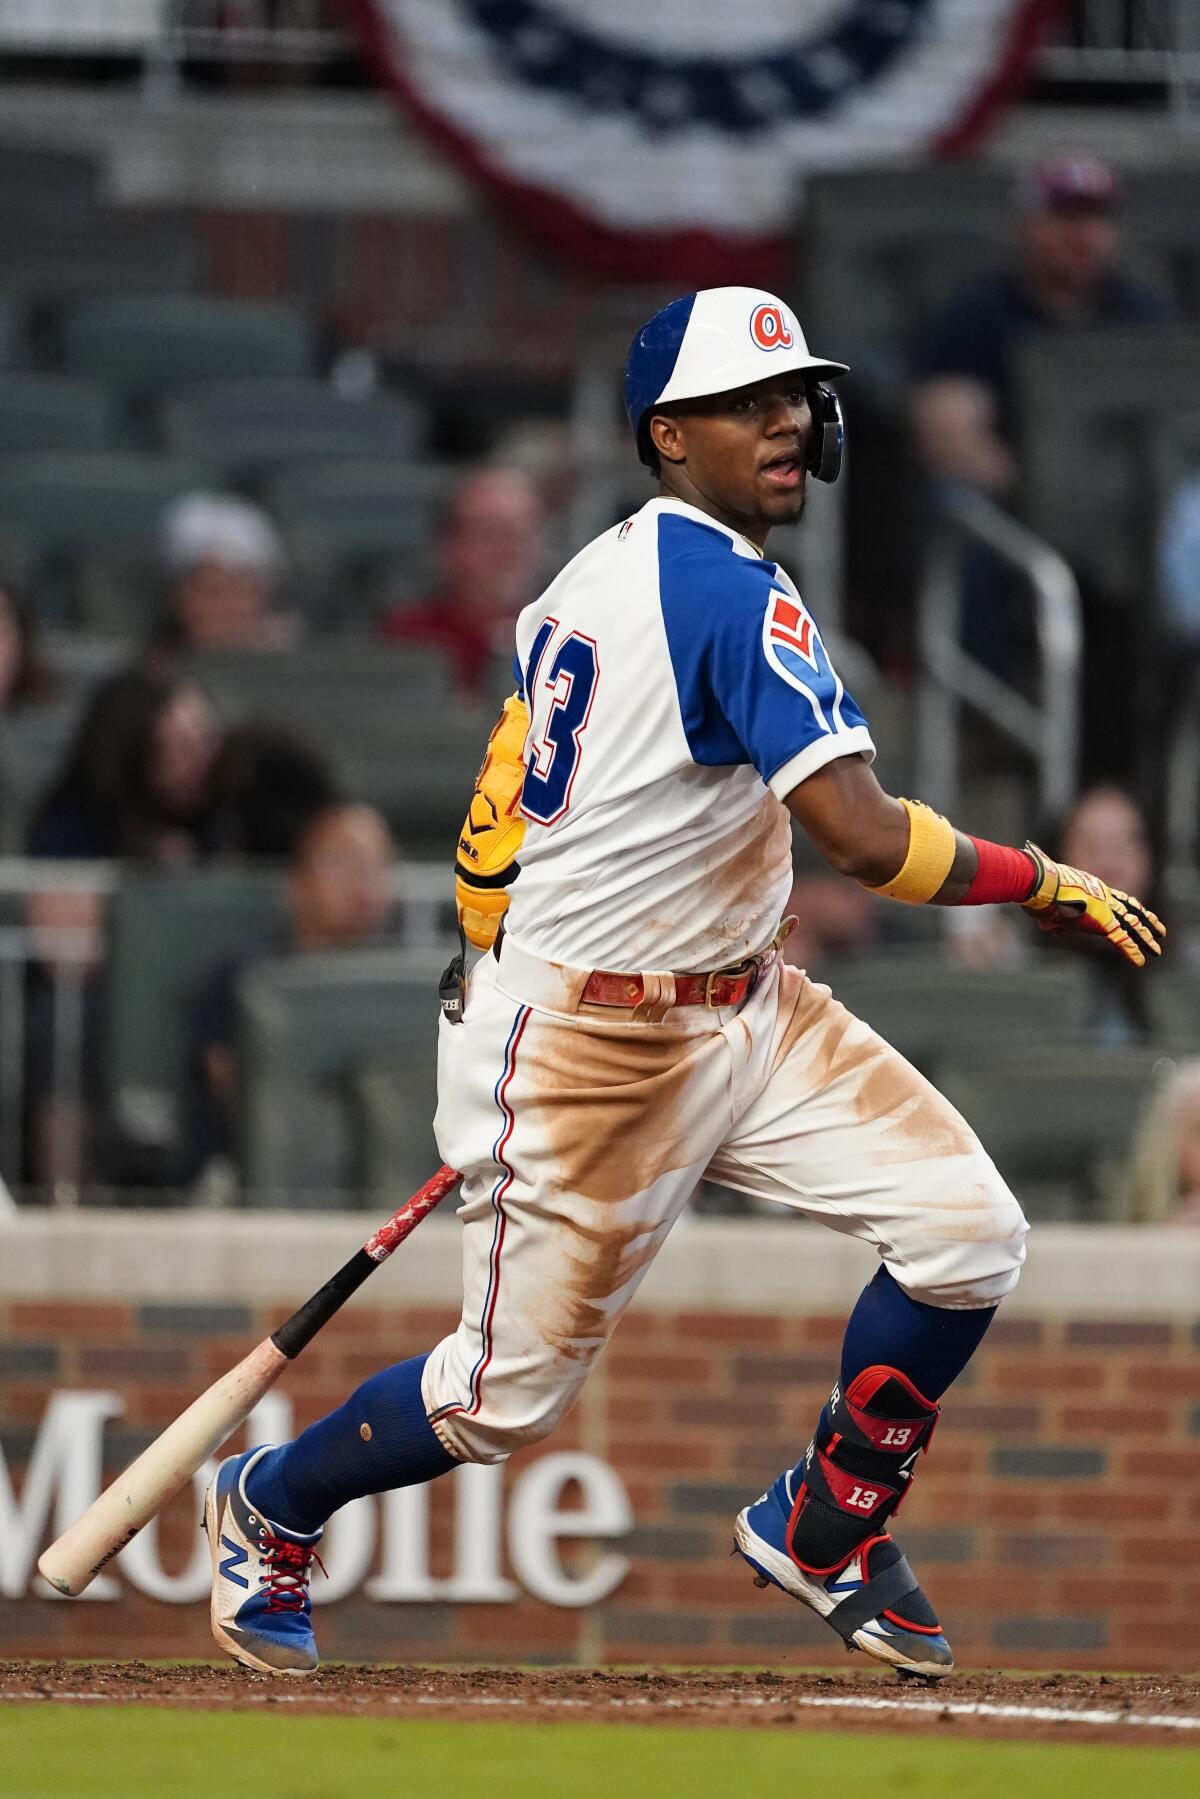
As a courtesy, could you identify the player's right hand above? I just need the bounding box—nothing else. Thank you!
[1019,842,1165,968]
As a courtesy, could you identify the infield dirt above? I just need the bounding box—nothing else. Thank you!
[3,1661,1200,1746]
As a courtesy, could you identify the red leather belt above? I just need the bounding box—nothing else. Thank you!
[583,917,796,1010]
[493,919,795,1012]
[581,959,768,1010]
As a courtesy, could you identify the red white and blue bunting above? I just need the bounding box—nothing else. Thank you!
[344,1,1066,281]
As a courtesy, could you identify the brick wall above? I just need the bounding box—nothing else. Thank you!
[3,1290,1198,1670]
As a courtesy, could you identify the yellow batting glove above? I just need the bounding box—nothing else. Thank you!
[455,693,528,951]
[1020,842,1165,969]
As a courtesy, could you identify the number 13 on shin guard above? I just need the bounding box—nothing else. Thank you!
[521,620,600,824]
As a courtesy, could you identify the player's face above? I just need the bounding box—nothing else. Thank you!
[651,373,814,545]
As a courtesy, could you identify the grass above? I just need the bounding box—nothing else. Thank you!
[2,1709,1199,1799]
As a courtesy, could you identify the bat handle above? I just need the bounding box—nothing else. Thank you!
[363,1162,460,1263]
[270,1165,460,1360]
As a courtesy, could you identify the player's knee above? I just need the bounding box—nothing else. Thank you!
[431,1396,568,1467]
[899,1165,1029,1308]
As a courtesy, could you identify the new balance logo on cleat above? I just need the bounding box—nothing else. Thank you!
[203,1445,324,1676]
[218,1537,249,1589]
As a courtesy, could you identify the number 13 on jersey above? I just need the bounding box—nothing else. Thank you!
[520,618,600,825]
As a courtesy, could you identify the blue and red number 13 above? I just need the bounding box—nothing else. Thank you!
[521,618,600,825]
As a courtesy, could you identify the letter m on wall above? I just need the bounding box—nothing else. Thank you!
[0,1392,125,1600]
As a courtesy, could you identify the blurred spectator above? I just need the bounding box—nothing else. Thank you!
[28,669,218,867]
[21,671,221,1192]
[152,493,298,656]
[911,155,1169,498]
[781,874,879,972]
[183,802,395,1189]
[377,467,543,698]
[1045,784,1158,1045]
[910,154,1171,750]
[0,578,58,712]
[942,905,1024,970]
[1119,1059,1200,1225]
[206,722,342,859]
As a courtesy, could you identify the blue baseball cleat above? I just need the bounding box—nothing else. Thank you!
[203,1446,323,1675]
[734,1466,954,1679]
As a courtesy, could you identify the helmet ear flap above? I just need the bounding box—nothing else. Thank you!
[807,383,844,484]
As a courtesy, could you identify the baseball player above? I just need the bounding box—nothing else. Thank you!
[205,287,1163,1680]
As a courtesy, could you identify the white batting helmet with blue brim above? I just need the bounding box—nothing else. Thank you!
[624,286,849,475]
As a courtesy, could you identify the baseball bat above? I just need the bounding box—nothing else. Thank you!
[37,1162,461,1598]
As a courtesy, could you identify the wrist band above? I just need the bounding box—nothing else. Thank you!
[960,838,1039,906]
[866,798,957,905]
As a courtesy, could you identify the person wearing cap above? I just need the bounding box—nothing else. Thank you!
[201,287,1162,1685]
[152,492,299,657]
[911,154,1170,498]
[910,154,1172,755]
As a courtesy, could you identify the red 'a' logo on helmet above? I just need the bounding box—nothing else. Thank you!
[749,303,795,352]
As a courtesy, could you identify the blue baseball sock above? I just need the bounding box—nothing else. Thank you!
[840,1264,996,1401]
[785,1266,997,1573]
[246,1352,456,1535]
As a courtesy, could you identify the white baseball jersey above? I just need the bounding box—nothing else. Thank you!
[426,495,1025,1470]
[505,495,874,973]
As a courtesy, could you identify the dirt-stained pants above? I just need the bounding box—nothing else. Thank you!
[424,938,1027,1465]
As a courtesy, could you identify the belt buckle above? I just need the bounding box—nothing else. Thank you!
[704,954,755,1009]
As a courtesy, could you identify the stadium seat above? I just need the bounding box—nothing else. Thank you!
[0,374,114,454]
[1016,331,1200,597]
[38,630,132,697]
[817,955,1089,1077]
[59,297,315,400]
[0,450,207,559]
[178,644,482,853]
[350,1047,446,1211]
[937,1044,1168,1219]
[157,379,426,480]
[0,451,207,626]
[0,145,99,212]
[180,640,455,726]
[235,949,445,1206]
[263,458,453,606]
[99,869,287,1182]
[0,211,198,300]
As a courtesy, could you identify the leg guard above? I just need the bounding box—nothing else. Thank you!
[788,1365,942,1642]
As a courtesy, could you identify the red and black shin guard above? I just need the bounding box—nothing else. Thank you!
[788,1365,943,1642]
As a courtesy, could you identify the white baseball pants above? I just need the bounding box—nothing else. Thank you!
[424,937,1027,1465]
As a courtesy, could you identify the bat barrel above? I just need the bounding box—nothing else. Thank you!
[37,1337,288,1598]
[37,1165,459,1598]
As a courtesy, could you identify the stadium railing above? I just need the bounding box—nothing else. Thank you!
[914,485,1082,826]
[0,855,456,1207]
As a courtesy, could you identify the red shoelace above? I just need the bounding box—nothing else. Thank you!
[260,1533,327,1613]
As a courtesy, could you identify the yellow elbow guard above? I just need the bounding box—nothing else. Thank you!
[865,798,957,905]
[455,692,529,950]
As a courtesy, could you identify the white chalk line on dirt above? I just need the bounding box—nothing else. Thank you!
[4,1688,1200,1732]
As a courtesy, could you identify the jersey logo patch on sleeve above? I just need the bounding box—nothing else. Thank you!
[766,594,818,671]
[761,589,839,735]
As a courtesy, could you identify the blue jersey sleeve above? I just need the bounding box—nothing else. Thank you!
[656,512,874,796]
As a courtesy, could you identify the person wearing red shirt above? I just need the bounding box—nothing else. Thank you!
[377,466,544,697]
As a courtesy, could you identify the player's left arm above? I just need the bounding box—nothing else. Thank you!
[785,756,1164,969]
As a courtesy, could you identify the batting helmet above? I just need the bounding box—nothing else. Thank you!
[623,286,848,483]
